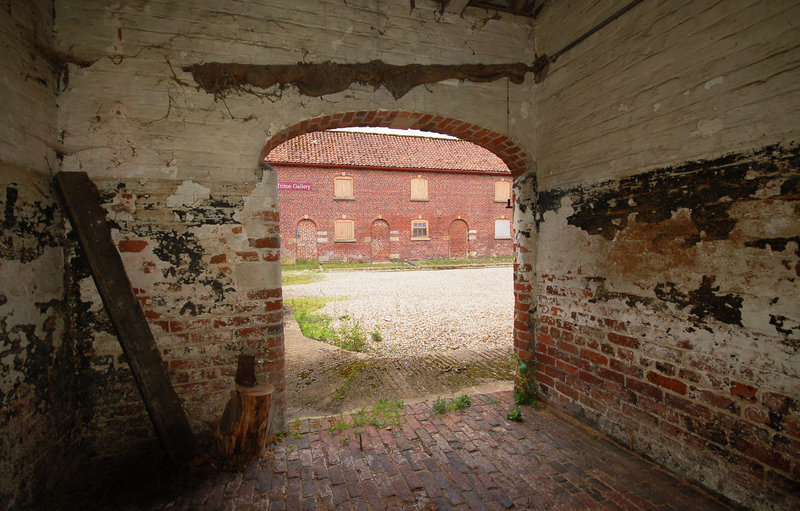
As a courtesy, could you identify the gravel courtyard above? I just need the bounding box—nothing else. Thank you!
[283,266,514,355]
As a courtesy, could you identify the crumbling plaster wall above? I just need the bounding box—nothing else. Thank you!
[0,1,83,508]
[521,1,800,509]
[53,0,536,459]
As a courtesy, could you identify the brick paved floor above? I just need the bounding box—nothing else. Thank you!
[130,391,733,511]
[48,391,737,510]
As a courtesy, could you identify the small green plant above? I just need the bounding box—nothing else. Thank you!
[288,418,303,438]
[432,394,472,414]
[510,353,537,406]
[336,318,369,352]
[330,418,350,433]
[453,394,471,410]
[329,399,404,433]
[432,396,449,414]
[371,327,382,342]
[507,405,523,421]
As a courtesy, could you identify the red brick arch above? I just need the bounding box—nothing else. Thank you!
[261,111,528,178]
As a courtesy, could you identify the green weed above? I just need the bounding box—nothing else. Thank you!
[284,297,342,342]
[507,405,523,421]
[336,318,369,352]
[453,394,472,410]
[433,394,473,414]
[328,399,404,433]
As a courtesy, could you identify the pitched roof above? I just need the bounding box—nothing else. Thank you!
[266,130,510,173]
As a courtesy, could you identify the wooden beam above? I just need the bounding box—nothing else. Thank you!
[54,172,195,463]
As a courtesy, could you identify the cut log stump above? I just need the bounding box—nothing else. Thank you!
[217,383,275,457]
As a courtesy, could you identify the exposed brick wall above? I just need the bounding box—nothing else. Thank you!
[523,2,800,509]
[0,2,78,509]
[275,165,514,262]
[62,175,287,462]
[526,145,800,510]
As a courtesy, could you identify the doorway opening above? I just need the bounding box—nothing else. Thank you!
[263,112,528,419]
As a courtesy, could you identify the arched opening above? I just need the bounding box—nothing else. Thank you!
[448,219,469,259]
[370,219,391,262]
[264,110,531,422]
[295,218,318,262]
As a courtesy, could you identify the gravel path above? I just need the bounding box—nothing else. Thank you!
[283,266,514,355]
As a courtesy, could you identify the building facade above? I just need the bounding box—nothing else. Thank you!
[268,131,514,262]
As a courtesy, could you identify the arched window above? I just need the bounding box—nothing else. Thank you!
[334,219,355,242]
[334,175,354,199]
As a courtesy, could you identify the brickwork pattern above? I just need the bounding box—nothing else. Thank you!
[263,111,529,178]
[62,392,735,511]
[276,165,513,262]
[526,146,800,511]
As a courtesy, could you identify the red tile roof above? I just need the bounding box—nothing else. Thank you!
[266,130,510,173]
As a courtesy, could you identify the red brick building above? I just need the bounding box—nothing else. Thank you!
[268,130,514,263]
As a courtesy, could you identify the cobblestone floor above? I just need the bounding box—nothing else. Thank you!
[76,391,734,511]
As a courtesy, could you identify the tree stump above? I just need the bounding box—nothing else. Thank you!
[217,382,275,457]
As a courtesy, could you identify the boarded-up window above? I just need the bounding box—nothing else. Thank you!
[334,219,355,241]
[411,178,428,201]
[334,176,354,199]
[411,220,429,239]
[494,181,511,203]
[495,219,511,239]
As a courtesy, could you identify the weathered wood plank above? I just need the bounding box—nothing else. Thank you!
[54,171,195,462]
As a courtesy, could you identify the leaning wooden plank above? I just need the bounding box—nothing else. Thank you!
[54,172,195,463]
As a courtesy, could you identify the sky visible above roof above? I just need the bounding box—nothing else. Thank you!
[267,129,510,173]
[330,126,458,139]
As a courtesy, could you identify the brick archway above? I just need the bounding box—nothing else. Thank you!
[261,111,528,178]
[266,110,531,428]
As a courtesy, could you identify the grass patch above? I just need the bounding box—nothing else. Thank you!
[282,273,324,286]
[413,256,513,267]
[284,297,341,342]
[432,394,472,414]
[282,260,322,271]
[329,399,404,433]
[321,261,401,269]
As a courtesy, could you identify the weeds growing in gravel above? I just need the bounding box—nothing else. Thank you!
[336,318,369,352]
[285,297,341,341]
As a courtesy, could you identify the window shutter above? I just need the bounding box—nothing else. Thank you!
[495,181,511,203]
[494,219,511,239]
[334,176,353,198]
[334,220,355,240]
[411,178,428,200]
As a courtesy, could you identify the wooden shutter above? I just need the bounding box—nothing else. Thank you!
[411,178,428,200]
[334,176,353,198]
[335,220,355,240]
[494,181,511,202]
